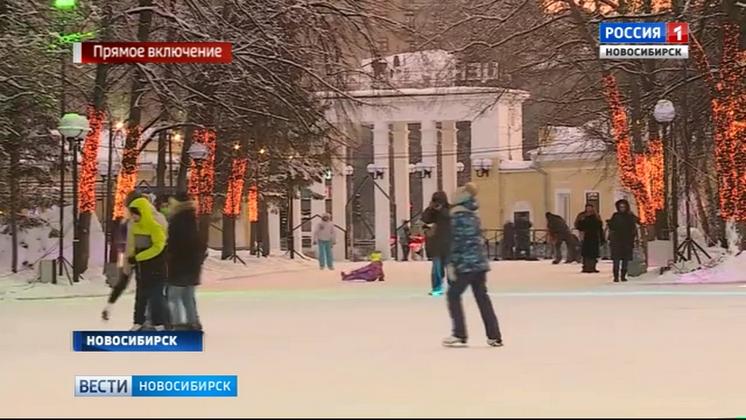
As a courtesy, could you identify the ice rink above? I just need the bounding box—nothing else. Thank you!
[2,260,746,418]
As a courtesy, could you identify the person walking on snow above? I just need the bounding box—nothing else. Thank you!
[313,213,336,270]
[166,192,205,330]
[421,191,452,296]
[442,183,503,348]
[608,199,639,282]
[575,203,604,273]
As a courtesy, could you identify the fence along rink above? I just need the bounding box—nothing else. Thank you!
[599,45,689,59]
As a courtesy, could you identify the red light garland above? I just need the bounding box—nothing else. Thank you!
[78,107,104,214]
[186,129,217,215]
[223,157,247,217]
[691,24,746,220]
[602,75,655,224]
[247,186,258,222]
[112,126,141,219]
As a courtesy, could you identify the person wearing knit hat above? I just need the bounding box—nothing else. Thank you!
[166,191,205,330]
[421,190,452,296]
[442,182,503,348]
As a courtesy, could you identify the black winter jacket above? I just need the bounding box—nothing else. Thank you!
[167,201,205,286]
[421,191,452,260]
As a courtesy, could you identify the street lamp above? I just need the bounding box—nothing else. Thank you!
[456,162,465,172]
[408,163,416,175]
[344,165,354,176]
[414,162,434,179]
[472,157,493,178]
[366,163,386,180]
[58,112,90,283]
[653,99,676,246]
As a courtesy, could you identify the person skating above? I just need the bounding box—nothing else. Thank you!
[608,199,639,282]
[546,212,576,263]
[442,183,503,348]
[312,213,336,270]
[575,204,604,273]
[421,191,452,296]
[166,192,205,330]
[109,195,169,330]
[102,191,168,328]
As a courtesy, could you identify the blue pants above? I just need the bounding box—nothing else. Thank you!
[167,285,199,325]
[317,240,333,269]
[431,257,450,292]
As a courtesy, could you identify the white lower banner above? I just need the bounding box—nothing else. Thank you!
[599,45,689,59]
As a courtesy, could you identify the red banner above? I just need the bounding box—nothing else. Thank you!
[72,42,232,64]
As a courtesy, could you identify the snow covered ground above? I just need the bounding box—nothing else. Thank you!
[2,260,746,417]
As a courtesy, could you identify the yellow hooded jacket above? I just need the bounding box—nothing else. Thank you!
[128,197,167,263]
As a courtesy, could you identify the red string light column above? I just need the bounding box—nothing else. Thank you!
[247,186,258,223]
[223,156,248,217]
[78,107,104,214]
[112,126,141,219]
[691,25,746,220]
[602,75,655,224]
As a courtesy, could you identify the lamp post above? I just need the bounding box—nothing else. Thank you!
[188,142,209,244]
[366,163,386,180]
[653,99,677,253]
[472,157,493,178]
[98,160,120,264]
[58,112,90,283]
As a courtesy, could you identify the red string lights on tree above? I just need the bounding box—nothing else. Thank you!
[112,126,141,219]
[602,75,655,224]
[78,107,104,214]
[223,156,247,216]
[186,129,217,214]
[247,186,258,222]
[691,25,746,220]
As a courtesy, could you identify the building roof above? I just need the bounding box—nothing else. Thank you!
[528,123,611,162]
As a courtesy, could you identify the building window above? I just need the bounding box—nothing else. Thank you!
[555,190,571,222]
[404,11,415,28]
[376,39,388,54]
[585,191,600,213]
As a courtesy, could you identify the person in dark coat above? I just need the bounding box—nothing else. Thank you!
[442,183,502,348]
[421,191,451,296]
[575,204,604,273]
[514,215,532,259]
[398,220,411,261]
[501,220,515,260]
[546,212,575,263]
[166,192,206,330]
[608,199,639,282]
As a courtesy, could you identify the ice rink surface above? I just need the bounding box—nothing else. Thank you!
[2,260,746,418]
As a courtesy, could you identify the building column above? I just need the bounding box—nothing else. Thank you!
[421,120,438,210]
[330,145,347,261]
[471,113,499,160]
[291,197,303,255]
[309,181,327,220]
[392,122,410,260]
[373,121,391,260]
[440,120,458,198]
[267,204,281,253]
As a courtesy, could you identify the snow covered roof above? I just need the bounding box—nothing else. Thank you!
[498,159,534,171]
[352,49,459,90]
[528,123,611,162]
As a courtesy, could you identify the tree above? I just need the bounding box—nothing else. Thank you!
[0,0,60,272]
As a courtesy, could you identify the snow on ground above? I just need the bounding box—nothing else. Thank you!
[0,250,317,301]
[2,260,746,417]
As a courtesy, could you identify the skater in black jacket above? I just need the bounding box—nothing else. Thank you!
[421,191,452,296]
[608,199,639,282]
[166,192,206,330]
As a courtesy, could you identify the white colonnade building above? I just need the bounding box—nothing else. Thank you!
[263,85,529,261]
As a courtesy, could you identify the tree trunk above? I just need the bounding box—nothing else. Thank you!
[258,200,270,256]
[157,130,167,193]
[177,125,193,191]
[117,0,154,215]
[221,215,235,259]
[78,0,112,273]
[8,144,19,273]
